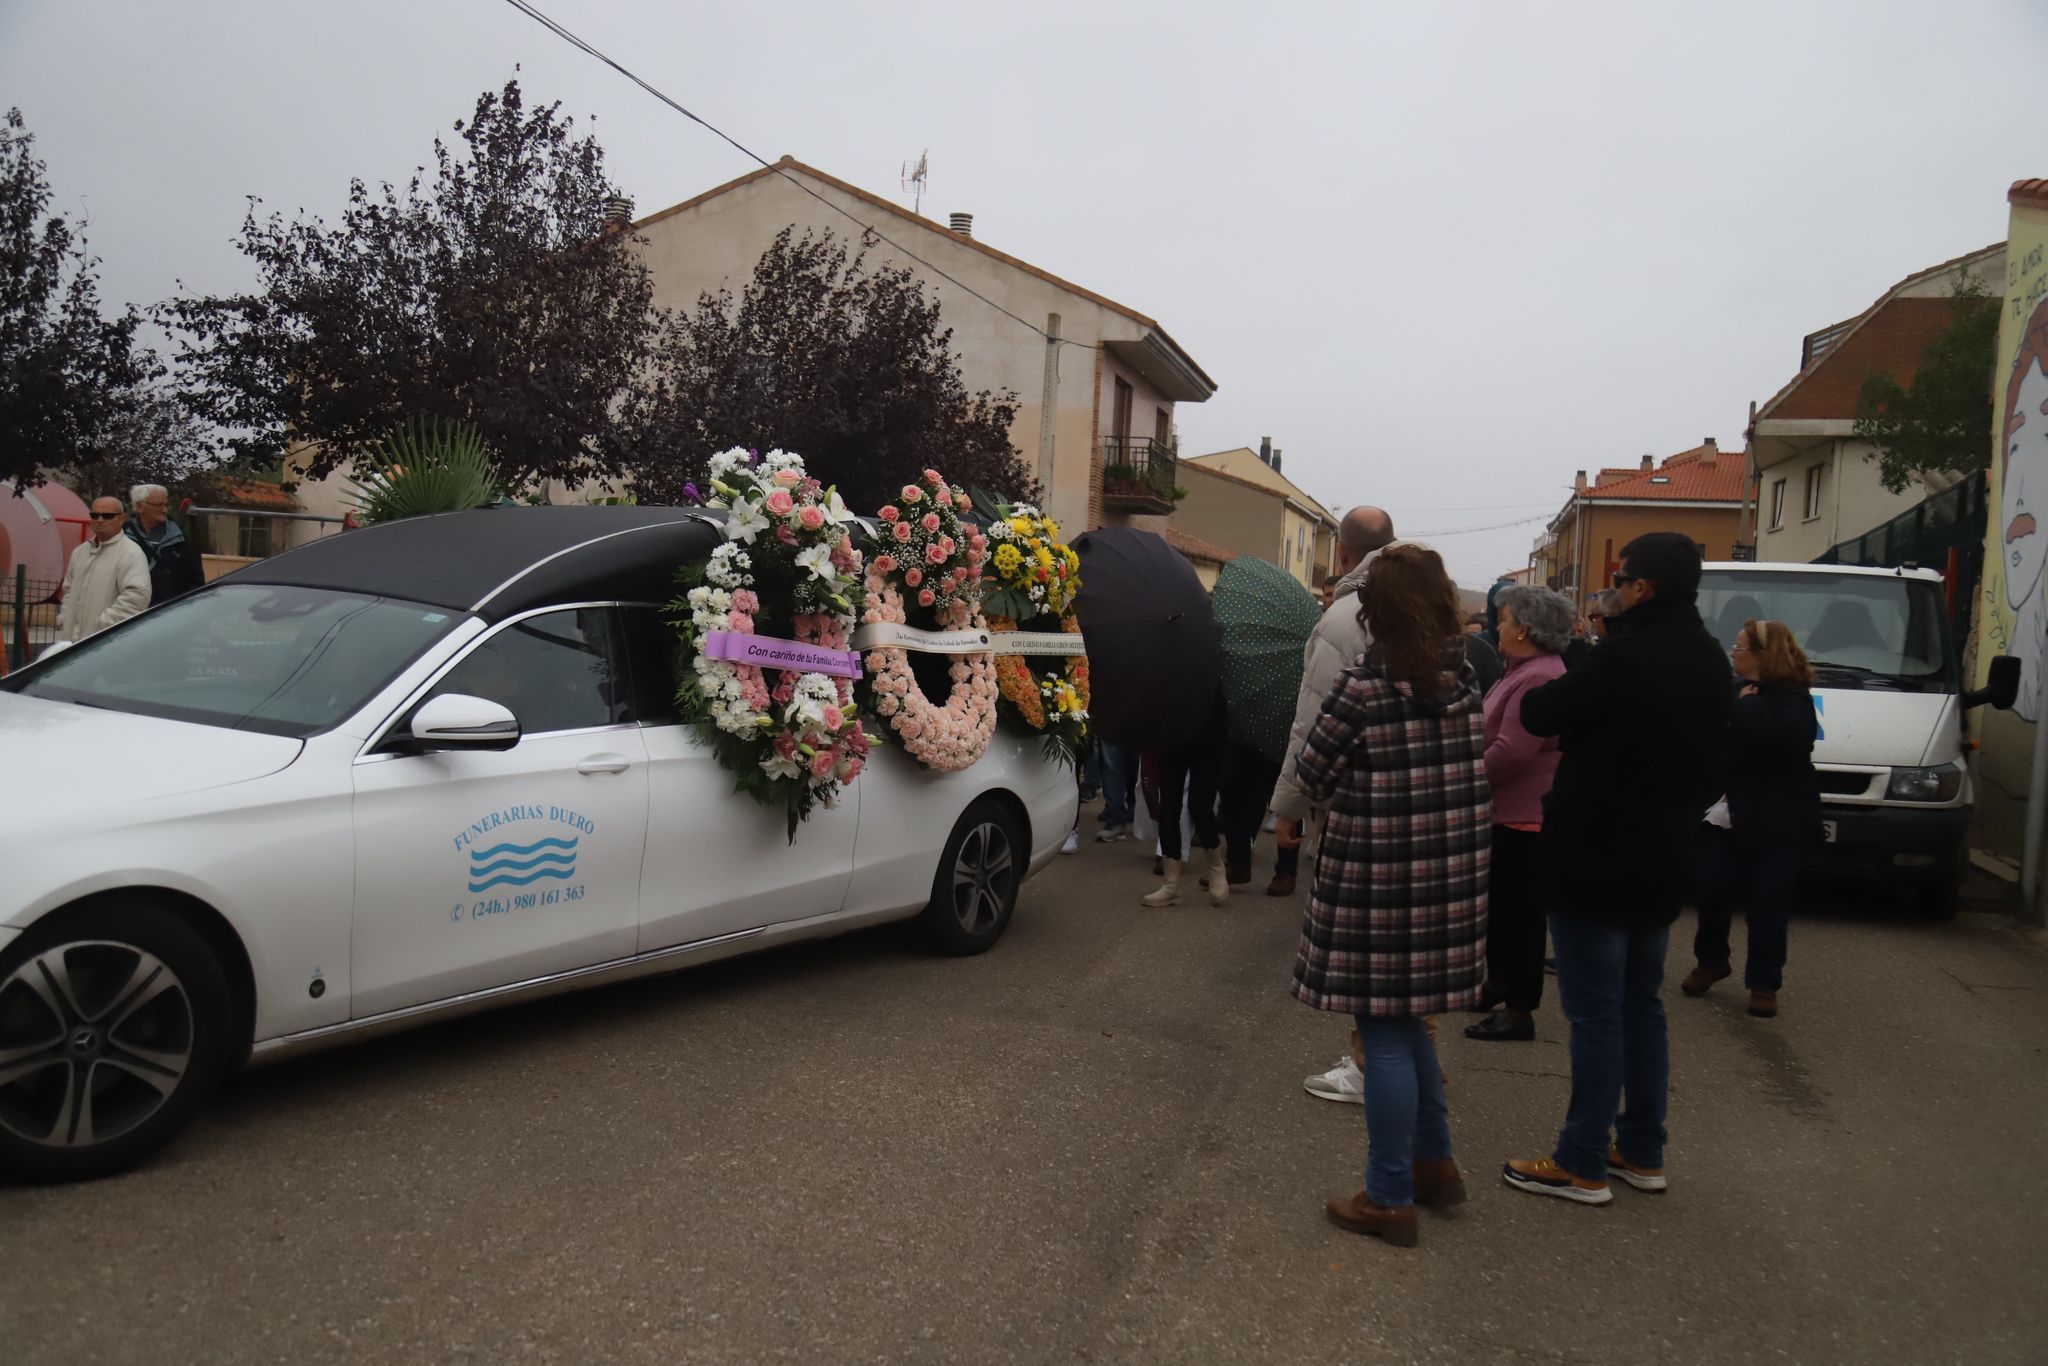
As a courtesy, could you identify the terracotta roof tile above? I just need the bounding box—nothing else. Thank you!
[1160,526,1235,565]
[2011,179,2048,207]
[213,478,300,513]
[1755,243,2004,423]
[1582,446,1748,503]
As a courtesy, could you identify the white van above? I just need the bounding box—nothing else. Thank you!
[1695,561,2018,915]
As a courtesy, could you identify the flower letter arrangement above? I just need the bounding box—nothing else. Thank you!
[671,448,872,840]
[858,469,999,771]
[980,501,1090,768]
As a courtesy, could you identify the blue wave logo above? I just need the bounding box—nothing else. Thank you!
[467,836,578,892]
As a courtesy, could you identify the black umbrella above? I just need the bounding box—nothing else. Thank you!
[1071,525,1222,754]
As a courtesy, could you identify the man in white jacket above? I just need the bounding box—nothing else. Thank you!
[58,496,151,642]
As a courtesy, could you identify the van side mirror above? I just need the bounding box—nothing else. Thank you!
[407,693,521,751]
[1962,655,2022,712]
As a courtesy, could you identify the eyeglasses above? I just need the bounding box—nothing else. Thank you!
[1731,643,1757,655]
[89,512,122,520]
[1611,572,1641,588]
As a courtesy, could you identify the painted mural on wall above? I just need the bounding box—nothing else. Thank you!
[1977,207,2048,722]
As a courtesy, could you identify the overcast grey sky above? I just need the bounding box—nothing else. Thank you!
[5,0,2045,583]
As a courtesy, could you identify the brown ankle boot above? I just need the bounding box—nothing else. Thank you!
[1748,990,1778,1018]
[1412,1158,1468,1207]
[1325,1191,1419,1246]
[1681,963,1731,997]
[1265,872,1296,897]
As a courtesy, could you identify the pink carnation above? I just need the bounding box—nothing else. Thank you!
[918,588,936,607]
[879,506,899,523]
[764,489,795,516]
[799,505,826,531]
[893,521,913,542]
[926,543,947,565]
[731,589,760,613]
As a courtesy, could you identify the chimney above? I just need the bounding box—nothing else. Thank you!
[601,194,635,235]
[948,212,974,238]
[1575,469,1589,495]
[1272,447,1283,473]
[1640,453,1655,471]
[1701,436,1718,468]
[1259,436,1273,466]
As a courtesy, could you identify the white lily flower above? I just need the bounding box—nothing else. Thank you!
[795,542,835,581]
[727,500,770,545]
[825,488,854,524]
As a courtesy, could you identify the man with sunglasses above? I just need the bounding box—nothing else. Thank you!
[1500,532,1731,1205]
[57,496,152,642]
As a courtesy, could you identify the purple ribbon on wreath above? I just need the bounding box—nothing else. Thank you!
[701,630,864,679]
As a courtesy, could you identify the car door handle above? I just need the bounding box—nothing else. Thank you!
[577,753,633,776]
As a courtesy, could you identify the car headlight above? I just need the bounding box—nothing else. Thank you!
[1886,763,1963,802]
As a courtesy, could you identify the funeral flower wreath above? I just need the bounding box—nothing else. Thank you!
[670,448,873,838]
[981,502,1090,767]
[860,469,999,771]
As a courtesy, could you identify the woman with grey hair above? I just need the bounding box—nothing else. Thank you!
[1466,585,1574,1042]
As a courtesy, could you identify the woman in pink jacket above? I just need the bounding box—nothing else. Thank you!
[1466,587,1575,1042]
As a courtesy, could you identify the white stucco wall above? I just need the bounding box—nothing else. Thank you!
[1754,438,1930,563]
[631,165,1178,535]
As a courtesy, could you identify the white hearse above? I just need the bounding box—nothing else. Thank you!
[0,507,1076,1180]
[1695,560,2018,916]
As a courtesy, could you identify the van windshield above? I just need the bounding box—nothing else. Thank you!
[1696,569,1955,690]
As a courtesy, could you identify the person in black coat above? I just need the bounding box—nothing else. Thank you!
[1683,619,1819,1020]
[1500,532,1735,1205]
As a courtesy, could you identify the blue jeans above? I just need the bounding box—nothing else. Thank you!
[1549,914,1669,1180]
[1098,743,1133,828]
[1354,1014,1452,1207]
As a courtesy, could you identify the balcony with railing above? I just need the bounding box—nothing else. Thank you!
[1100,436,1180,515]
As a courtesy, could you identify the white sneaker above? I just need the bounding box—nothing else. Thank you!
[1302,1056,1364,1104]
[1061,831,1080,855]
[1095,824,1129,843]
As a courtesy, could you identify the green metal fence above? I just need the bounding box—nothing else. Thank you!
[1813,470,1986,647]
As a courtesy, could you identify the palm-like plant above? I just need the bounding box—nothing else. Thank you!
[342,418,505,524]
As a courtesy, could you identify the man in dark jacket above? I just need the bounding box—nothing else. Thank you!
[1500,532,1734,1204]
[125,484,206,605]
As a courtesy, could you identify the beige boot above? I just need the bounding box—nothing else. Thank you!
[1206,847,1230,906]
[1142,859,1182,907]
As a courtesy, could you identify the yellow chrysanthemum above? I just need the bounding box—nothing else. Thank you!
[993,543,1023,575]
[1007,517,1033,537]
[1033,545,1055,571]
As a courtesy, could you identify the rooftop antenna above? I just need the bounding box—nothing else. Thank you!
[900,150,929,216]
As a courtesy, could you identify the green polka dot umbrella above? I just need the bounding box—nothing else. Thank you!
[1213,554,1323,764]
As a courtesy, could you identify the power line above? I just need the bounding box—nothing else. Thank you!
[498,0,1092,353]
[1411,511,1553,538]
[1394,498,1560,515]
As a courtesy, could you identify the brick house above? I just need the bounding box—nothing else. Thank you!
[1534,441,1749,601]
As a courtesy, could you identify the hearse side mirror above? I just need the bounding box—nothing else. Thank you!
[1962,655,2022,712]
[407,693,522,751]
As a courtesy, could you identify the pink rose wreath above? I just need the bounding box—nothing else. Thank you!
[860,469,999,771]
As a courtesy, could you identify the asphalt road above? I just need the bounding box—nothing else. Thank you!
[3,819,2046,1365]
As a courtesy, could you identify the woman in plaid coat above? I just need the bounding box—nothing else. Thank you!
[1289,543,1491,1248]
